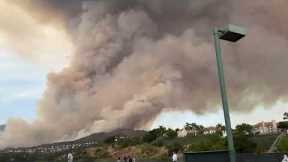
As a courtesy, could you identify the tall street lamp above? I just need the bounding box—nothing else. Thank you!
[213,24,246,162]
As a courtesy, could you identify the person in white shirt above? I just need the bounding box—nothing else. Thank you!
[282,154,288,162]
[67,152,73,162]
[132,157,136,162]
[172,152,178,162]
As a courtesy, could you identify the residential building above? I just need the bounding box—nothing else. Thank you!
[253,120,278,135]
[204,127,217,135]
[177,129,188,137]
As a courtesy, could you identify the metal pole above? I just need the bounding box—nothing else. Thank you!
[213,28,236,162]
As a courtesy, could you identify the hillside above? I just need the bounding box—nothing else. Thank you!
[75,129,146,144]
[0,123,284,162]
[0,131,283,162]
[9,129,147,150]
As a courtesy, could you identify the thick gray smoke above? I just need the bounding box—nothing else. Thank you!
[1,0,288,148]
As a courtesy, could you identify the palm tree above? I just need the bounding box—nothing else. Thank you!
[184,123,192,131]
[185,123,199,136]
[197,125,205,135]
[158,126,167,136]
[216,124,225,136]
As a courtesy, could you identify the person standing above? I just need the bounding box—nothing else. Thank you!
[67,152,73,162]
[128,156,133,162]
[282,154,288,162]
[172,152,178,162]
[132,156,136,162]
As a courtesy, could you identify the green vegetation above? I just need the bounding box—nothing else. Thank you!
[233,123,278,154]
[0,123,282,162]
[283,112,288,120]
[233,123,256,153]
[235,123,253,135]
[185,135,226,152]
[251,134,278,154]
[278,121,288,130]
[277,135,288,152]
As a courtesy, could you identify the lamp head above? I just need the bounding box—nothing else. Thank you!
[218,24,246,42]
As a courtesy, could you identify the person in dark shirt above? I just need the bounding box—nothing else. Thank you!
[128,156,133,162]
[123,156,127,162]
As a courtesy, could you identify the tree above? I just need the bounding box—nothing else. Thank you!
[185,123,201,136]
[235,123,253,136]
[184,122,193,131]
[143,126,167,143]
[284,112,288,120]
[216,124,225,136]
[158,126,167,134]
[143,131,158,143]
[165,128,177,139]
[278,121,288,130]
[234,134,257,153]
[196,125,205,135]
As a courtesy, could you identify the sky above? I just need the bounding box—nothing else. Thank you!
[0,49,46,124]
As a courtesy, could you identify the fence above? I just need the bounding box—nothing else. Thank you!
[184,151,286,162]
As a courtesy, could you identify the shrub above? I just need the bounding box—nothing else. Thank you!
[234,134,257,153]
[278,136,288,152]
[94,148,110,159]
[166,142,183,153]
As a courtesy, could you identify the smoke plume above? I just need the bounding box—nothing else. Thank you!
[1,0,288,148]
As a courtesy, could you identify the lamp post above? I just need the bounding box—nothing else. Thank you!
[213,24,246,162]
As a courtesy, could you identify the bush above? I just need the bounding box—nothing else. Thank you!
[166,142,183,153]
[185,135,226,152]
[278,136,288,152]
[235,123,254,136]
[143,132,158,143]
[278,121,288,130]
[234,134,257,153]
[165,129,177,139]
[94,148,110,159]
[104,136,116,144]
[152,137,165,147]
[139,144,161,157]
[143,126,169,143]
[117,137,142,148]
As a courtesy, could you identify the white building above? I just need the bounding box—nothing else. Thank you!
[253,120,278,135]
[204,127,217,135]
[177,129,188,137]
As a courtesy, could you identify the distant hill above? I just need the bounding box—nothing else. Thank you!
[37,129,146,148]
[0,125,5,132]
[75,129,146,143]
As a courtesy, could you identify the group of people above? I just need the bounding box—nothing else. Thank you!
[116,152,177,162]
[65,152,288,162]
[117,156,136,162]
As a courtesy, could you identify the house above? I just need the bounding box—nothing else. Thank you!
[253,120,278,135]
[177,129,188,137]
[204,127,217,135]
